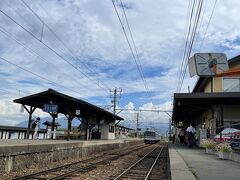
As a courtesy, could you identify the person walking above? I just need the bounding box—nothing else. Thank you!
[186,123,196,148]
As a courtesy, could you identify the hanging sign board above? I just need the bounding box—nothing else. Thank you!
[43,104,58,112]
[188,53,228,77]
[75,109,80,115]
[20,105,24,113]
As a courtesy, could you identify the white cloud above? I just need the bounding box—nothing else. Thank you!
[0,0,239,131]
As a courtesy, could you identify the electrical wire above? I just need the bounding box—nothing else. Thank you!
[112,0,150,95]
[177,0,204,92]
[177,0,197,92]
[199,0,218,51]
[0,25,105,93]
[179,0,204,92]
[20,0,111,91]
[0,55,82,95]
[176,0,194,92]
[119,0,150,93]
[0,7,109,92]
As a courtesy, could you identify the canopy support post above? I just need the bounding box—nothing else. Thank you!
[22,105,36,139]
[49,112,58,139]
[85,117,89,140]
[65,114,74,141]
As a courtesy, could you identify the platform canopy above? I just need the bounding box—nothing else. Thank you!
[14,89,124,140]
[14,89,123,120]
[172,92,240,122]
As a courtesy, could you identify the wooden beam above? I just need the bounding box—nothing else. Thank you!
[49,112,58,139]
[65,114,74,141]
[25,106,36,139]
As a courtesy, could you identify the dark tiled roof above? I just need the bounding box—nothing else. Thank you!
[14,89,124,120]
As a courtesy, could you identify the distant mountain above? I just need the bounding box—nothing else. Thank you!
[16,117,81,129]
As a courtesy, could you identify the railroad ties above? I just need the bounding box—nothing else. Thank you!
[111,144,169,180]
[12,143,149,180]
[12,143,169,179]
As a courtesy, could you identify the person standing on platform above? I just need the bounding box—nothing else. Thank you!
[179,128,185,144]
[186,123,196,148]
[33,117,40,139]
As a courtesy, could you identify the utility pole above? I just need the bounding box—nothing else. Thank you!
[113,88,117,114]
[136,112,139,137]
[110,88,122,114]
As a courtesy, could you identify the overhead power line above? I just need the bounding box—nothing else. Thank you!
[0,7,109,93]
[199,0,218,51]
[116,108,172,112]
[179,0,204,92]
[193,0,208,51]
[177,0,197,92]
[0,55,82,95]
[20,0,111,91]
[0,25,104,92]
[177,0,204,92]
[112,0,150,95]
[176,0,194,92]
[118,0,149,93]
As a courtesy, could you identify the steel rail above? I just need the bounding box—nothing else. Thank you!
[12,156,97,180]
[144,146,164,180]
[49,163,97,180]
[13,143,149,180]
[113,146,159,180]
[50,144,151,179]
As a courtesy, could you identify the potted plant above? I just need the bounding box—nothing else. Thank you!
[216,143,232,159]
[202,139,216,154]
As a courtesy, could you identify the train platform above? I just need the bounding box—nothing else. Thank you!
[0,138,140,147]
[0,138,143,173]
[169,144,240,180]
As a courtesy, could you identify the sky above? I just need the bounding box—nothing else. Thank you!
[0,0,240,133]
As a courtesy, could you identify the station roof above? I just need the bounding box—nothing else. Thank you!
[172,92,240,121]
[14,89,124,121]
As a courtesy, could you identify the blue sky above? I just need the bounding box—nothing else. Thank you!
[0,0,240,133]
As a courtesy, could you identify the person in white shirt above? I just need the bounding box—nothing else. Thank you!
[186,124,196,133]
[186,123,196,147]
[33,117,40,139]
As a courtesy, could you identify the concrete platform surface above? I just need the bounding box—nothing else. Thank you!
[0,138,141,147]
[169,147,196,180]
[171,144,240,180]
[0,138,143,155]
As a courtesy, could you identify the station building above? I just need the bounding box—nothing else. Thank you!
[12,89,124,140]
[172,55,240,143]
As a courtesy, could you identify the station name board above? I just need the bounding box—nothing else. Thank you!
[43,104,58,112]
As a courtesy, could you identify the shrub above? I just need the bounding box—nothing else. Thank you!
[202,139,216,149]
[216,143,232,152]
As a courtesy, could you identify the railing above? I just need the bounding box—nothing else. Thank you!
[0,125,47,139]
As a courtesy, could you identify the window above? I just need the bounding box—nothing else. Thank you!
[223,77,240,92]
[109,125,115,133]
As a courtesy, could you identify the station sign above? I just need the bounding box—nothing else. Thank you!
[188,53,228,77]
[43,104,58,112]
[75,109,80,115]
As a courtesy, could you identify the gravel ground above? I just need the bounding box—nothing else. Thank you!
[61,144,166,180]
[1,143,170,180]
[1,143,145,179]
[1,153,102,180]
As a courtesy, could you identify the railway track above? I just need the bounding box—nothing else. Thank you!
[12,143,150,180]
[112,144,167,180]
